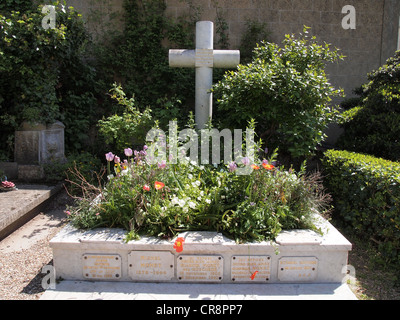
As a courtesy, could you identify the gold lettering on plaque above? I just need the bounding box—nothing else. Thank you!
[278,257,318,282]
[177,255,223,282]
[82,254,121,279]
[231,256,271,282]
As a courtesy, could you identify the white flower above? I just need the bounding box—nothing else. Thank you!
[188,201,196,209]
[205,199,211,204]
[192,180,200,187]
[171,196,179,205]
[188,173,193,180]
[178,199,186,207]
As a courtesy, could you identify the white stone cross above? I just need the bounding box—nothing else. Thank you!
[169,21,240,129]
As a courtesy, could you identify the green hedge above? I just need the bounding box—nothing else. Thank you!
[322,149,400,265]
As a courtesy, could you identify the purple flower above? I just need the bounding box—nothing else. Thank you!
[124,148,133,157]
[228,161,237,172]
[105,152,115,162]
[241,157,250,166]
[264,147,269,154]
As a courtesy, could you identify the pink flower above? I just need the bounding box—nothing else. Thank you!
[228,161,237,172]
[241,157,250,166]
[114,156,120,164]
[105,152,115,162]
[158,160,167,169]
[143,185,150,191]
[124,148,133,157]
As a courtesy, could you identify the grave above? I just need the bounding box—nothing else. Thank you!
[50,213,352,284]
[48,20,353,297]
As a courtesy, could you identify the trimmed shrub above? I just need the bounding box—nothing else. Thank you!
[322,149,400,265]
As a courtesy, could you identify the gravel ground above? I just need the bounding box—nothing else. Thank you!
[0,190,70,300]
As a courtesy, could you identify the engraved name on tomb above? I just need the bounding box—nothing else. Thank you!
[128,251,174,281]
[278,257,318,282]
[82,254,121,279]
[177,255,223,282]
[231,255,271,282]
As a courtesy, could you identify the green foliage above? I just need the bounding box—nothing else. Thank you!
[239,19,271,64]
[337,51,400,162]
[43,151,102,186]
[322,149,400,266]
[0,2,99,158]
[0,0,33,14]
[213,27,344,160]
[98,84,153,153]
[67,142,329,243]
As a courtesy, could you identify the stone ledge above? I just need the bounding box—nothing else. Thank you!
[50,214,352,284]
[0,184,62,240]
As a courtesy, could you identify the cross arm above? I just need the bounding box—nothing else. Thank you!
[169,49,195,67]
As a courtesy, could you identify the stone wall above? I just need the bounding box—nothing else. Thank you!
[65,0,399,101]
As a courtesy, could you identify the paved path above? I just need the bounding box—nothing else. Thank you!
[40,281,357,300]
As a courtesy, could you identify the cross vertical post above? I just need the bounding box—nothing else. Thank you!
[169,21,240,129]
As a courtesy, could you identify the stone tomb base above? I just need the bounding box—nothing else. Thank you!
[50,214,351,284]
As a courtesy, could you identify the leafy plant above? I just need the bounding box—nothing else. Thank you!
[98,84,153,153]
[213,27,344,161]
[67,137,330,243]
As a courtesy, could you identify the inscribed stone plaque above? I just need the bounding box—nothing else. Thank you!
[177,255,223,282]
[231,255,271,282]
[195,49,213,67]
[82,254,121,280]
[278,257,318,282]
[128,251,174,281]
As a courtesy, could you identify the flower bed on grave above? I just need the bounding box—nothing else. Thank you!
[66,143,330,244]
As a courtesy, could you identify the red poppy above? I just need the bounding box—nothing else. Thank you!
[154,181,165,190]
[262,163,274,170]
[173,237,185,253]
[250,270,258,280]
[143,185,150,191]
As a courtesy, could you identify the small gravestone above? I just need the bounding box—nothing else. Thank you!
[14,121,66,180]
